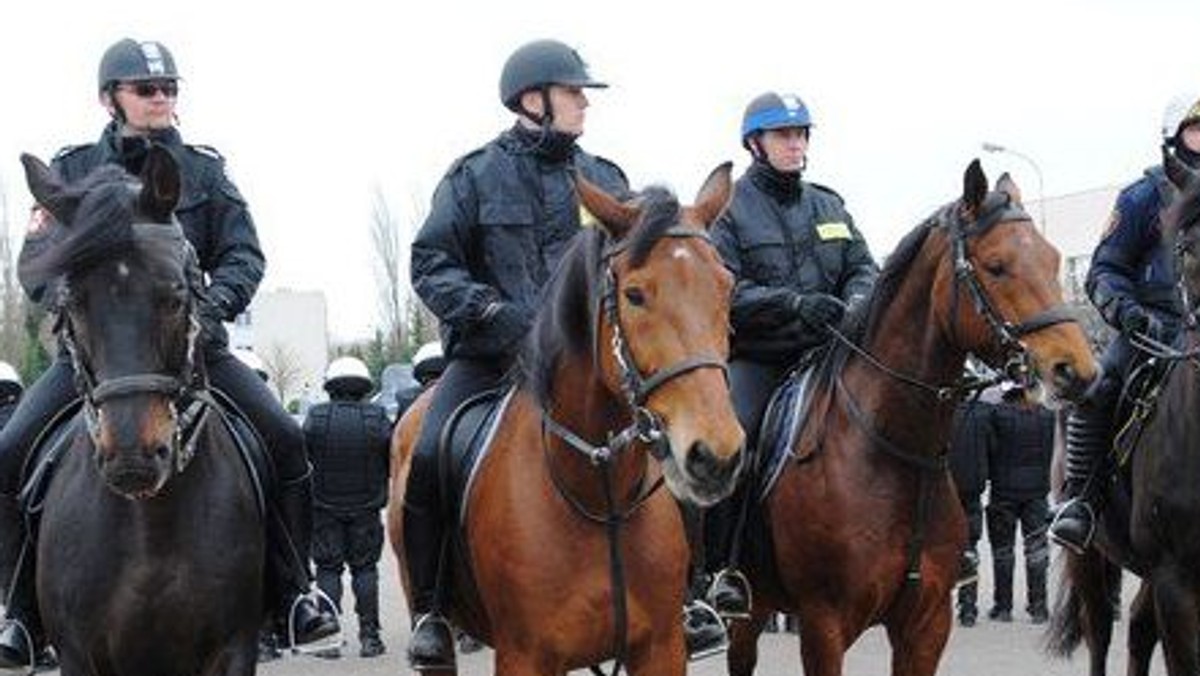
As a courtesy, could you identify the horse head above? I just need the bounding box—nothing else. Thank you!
[21,147,201,500]
[926,159,1097,401]
[572,164,744,506]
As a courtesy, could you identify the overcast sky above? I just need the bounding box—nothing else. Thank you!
[3,0,1198,341]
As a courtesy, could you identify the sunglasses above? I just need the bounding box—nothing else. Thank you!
[121,80,179,99]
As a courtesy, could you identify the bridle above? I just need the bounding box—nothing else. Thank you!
[541,226,729,465]
[58,222,211,475]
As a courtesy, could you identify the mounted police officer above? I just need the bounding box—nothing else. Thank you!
[986,383,1054,623]
[706,91,879,616]
[0,38,337,668]
[1049,92,1200,553]
[305,357,393,659]
[403,38,630,670]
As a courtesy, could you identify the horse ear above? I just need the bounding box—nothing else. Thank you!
[686,162,733,229]
[576,171,639,239]
[961,158,988,218]
[21,153,79,225]
[1163,143,1200,193]
[995,171,1023,205]
[139,145,181,223]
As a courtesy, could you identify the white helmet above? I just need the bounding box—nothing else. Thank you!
[232,348,268,382]
[412,342,443,367]
[0,361,22,398]
[324,356,372,393]
[412,341,445,386]
[1162,92,1200,142]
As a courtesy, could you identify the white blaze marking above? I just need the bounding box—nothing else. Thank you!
[672,246,691,261]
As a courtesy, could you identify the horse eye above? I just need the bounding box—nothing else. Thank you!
[983,261,1007,277]
[624,287,647,307]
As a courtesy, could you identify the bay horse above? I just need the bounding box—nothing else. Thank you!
[17,148,263,675]
[388,164,745,674]
[1046,147,1200,676]
[725,159,1098,676]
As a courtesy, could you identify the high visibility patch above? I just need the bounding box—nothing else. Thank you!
[579,205,599,227]
[816,221,852,240]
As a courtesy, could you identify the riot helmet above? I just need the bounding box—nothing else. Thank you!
[324,356,373,398]
[412,341,445,387]
[0,361,22,400]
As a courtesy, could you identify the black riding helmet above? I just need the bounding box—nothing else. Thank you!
[98,38,179,93]
[498,39,606,121]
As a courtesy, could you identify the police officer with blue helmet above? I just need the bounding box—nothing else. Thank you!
[706,91,878,616]
[1049,92,1200,553]
[0,38,338,668]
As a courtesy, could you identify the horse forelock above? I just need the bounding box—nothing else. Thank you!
[626,186,681,268]
[523,227,606,406]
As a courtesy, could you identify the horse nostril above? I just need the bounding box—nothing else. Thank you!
[1053,362,1084,398]
[686,441,738,484]
[155,445,171,462]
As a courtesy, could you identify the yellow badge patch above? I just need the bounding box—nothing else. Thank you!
[816,221,852,241]
[579,205,599,228]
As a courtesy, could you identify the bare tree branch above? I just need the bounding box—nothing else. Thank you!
[260,341,305,403]
[370,185,404,358]
[0,182,30,369]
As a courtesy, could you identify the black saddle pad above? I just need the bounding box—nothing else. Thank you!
[437,386,514,527]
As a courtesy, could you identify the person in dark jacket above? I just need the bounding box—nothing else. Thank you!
[395,341,445,422]
[305,357,393,659]
[948,393,997,627]
[0,38,337,668]
[706,91,879,617]
[987,384,1054,623]
[403,38,635,670]
[1049,92,1200,553]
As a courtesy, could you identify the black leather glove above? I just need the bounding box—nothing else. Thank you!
[790,292,847,331]
[197,289,233,348]
[1120,304,1164,342]
[481,301,531,352]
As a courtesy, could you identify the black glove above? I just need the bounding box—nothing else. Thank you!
[1120,304,1164,342]
[197,289,233,347]
[791,292,847,331]
[481,301,531,352]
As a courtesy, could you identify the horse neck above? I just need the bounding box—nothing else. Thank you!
[544,348,649,506]
[844,267,967,456]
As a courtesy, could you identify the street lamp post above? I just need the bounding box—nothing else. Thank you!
[982,142,1047,235]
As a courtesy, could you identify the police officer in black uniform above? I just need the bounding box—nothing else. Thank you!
[405,37,668,669]
[1049,93,1200,553]
[948,391,997,627]
[305,357,393,658]
[986,383,1054,623]
[706,91,879,616]
[395,341,445,421]
[0,38,337,668]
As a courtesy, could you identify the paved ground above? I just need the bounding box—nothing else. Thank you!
[36,530,1161,675]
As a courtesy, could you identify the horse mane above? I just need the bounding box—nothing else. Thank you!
[523,186,681,406]
[20,165,139,290]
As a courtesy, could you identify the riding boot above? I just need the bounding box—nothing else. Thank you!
[271,474,340,647]
[1049,407,1111,554]
[702,489,752,618]
[0,538,51,670]
[682,598,728,661]
[402,500,454,670]
[1027,562,1049,623]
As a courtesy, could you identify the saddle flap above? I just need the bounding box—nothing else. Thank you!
[435,386,514,526]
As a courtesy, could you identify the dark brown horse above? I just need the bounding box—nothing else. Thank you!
[726,160,1098,676]
[388,165,745,675]
[17,149,263,675]
[1046,148,1200,676]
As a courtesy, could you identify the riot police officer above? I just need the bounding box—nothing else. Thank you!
[948,392,997,627]
[987,383,1054,623]
[706,91,879,616]
[1049,92,1200,553]
[0,38,337,668]
[395,341,445,421]
[305,357,393,658]
[0,363,21,430]
[403,38,629,670]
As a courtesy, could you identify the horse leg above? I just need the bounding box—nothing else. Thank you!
[1125,579,1156,676]
[1150,564,1200,676]
[1076,553,1117,676]
[726,606,770,676]
[886,593,954,676]
[493,646,560,676]
[797,607,851,676]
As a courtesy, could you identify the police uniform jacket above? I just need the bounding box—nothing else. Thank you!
[1087,166,1184,331]
[411,127,628,359]
[949,401,994,498]
[989,402,1054,501]
[712,163,878,361]
[33,123,265,345]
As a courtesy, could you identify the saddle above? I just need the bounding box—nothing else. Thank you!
[435,386,514,528]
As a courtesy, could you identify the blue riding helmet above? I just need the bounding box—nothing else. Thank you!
[741,92,812,149]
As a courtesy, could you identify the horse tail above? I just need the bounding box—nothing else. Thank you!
[1044,551,1083,657]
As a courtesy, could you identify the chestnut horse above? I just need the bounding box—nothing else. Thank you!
[725,160,1098,676]
[388,165,745,674]
[1046,148,1200,676]
[14,150,263,675]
